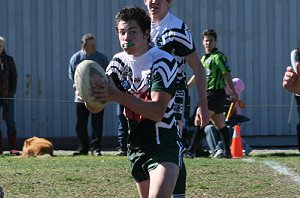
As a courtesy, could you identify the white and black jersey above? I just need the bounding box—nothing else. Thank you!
[106,46,181,149]
[151,12,196,86]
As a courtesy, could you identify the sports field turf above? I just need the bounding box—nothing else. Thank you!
[0,149,299,197]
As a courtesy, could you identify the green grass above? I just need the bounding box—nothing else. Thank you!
[0,152,300,198]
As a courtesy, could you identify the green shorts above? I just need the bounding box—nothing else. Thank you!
[128,143,184,183]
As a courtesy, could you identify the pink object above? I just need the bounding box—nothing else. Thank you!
[233,78,245,97]
[10,150,20,155]
[226,78,245,97]
[226,78,245,114]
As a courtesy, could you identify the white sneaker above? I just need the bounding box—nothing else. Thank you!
[213,149,224,158]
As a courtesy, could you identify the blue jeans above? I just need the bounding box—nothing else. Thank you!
[204,124,252,155]
[204,125,220,155]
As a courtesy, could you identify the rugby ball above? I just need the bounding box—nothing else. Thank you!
[74,60,108,113]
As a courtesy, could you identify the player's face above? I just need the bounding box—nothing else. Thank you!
[202,35,216,53]
[144,0,171,22]
[117,20,150,57]
[84,39,96,55]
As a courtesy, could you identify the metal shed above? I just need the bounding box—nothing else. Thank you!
[0,0,299,148]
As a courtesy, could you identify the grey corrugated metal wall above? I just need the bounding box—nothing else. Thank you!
[0,0,299,146]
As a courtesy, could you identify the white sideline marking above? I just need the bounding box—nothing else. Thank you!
[262,161,300,185]
[243,158,300,186]
[242,158,256,163]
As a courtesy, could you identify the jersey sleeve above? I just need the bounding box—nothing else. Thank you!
[68,57,75,80]
[106,56,125,91]
[161,23,196,57]
[151,58,178,96]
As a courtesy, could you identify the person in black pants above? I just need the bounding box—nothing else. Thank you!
[290,44,300,152]
[115,104,128,156]
[0,36,19,155]
[75,103,104,155]
[69,33,109,156]
[294,96,300,151]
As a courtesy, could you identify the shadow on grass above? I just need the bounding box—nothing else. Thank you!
[253,152,300,158]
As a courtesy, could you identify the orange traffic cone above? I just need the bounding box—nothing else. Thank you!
[231,125,244,158]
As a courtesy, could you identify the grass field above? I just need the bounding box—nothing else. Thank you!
[0,150,300,198]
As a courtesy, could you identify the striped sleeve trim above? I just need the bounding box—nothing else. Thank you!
[152,57,178,88]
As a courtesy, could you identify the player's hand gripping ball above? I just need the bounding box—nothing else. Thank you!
[74,60,108,113]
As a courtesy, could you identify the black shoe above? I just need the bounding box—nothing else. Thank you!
[195,149,210,157]
[184,152,195,159]
[223,152,232,159]
[91,148,102,156]
[73,149,89,156]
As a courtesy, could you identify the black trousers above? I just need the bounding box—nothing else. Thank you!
[117,104,128,151]
[75,103,104,151]
[294,95,300,151]
[0,95,17,150]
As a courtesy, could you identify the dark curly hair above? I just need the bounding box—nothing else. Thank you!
[115,6,151,43]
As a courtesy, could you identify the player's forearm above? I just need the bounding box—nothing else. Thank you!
[185,51,208,108]
[187,75,196,89]
[112,90,167,122]
[194,66,208,108]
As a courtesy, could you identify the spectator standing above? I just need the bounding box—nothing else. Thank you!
[289,41,300,152]
[283,66,300,152]
[69,33,109,156]
[0,36,19,155]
